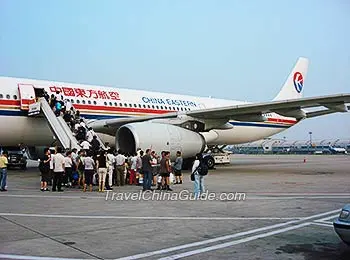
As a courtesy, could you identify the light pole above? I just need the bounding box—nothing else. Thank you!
[309,131,313,154]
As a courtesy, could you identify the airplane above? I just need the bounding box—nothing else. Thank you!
[0,57,349,165]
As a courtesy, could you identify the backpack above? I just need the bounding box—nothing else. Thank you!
[197,161,208,176]
[38,160,44,173]
[56,102,62,110]
[77,156,84,171]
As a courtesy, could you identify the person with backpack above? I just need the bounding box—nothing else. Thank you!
[192,153,208,199]
[76,150,85,188]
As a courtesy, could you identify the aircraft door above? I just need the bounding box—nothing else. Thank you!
[18,84,36,110]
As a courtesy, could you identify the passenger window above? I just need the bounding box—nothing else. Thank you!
[177,107,179,111]
[13,95,18,100]
[109,102,112,106]
[124,103,127,107]
[76,100,80,104]
[71,99,74,103]
[6,94,10,99]
[147,105,151,108]
[143,105,146,108]
[129,104,132,107]
[119,103,123,107]
[173,107,176,111]
[152,105,155,109]
[93,101,97,105]
[160,106,163,109]
[88,100,91,104]
[114,102,118,106]
[180,107,183,111]
[104,102,107,106]
[134,104,137,108]
[0,94,3,99]
[138,104,141,108]
[82,100,86,104]
[156,105,159,109]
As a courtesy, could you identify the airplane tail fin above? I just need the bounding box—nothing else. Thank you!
[273,57,309,101]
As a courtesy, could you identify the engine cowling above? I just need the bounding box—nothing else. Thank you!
[116,122,206,159]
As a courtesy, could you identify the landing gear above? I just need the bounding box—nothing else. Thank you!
[205,156,215,169]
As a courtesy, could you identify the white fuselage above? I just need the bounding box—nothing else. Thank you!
[0,76,297,147]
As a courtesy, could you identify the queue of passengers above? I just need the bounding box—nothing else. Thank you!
[39,146,184,193]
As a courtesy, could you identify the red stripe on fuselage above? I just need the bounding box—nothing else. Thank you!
[74,104,173,114]
[267,117,297,124]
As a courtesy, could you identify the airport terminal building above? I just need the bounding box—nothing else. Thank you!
[229,138,350,155]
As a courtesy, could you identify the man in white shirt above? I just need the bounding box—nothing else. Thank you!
[64,151,73,187]
[55,91,63,100]
[80,140,91,151]
[64,99,72,112]
[86,127,95,143]
[115,149,126,186]
[74,122,80,131]
[79,119,86,128]
[129,153,138,185]
[106,149,115,189]
[52,147,65,192]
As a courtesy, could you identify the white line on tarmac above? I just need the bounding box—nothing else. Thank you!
[249,193,350,196]
[113,209,340,260]
[0,213,300,220]
[0,255,91,260]
[158,222,312,260]
[313,214,339,222]
[0,194,103,199]
[310,222,334,228]
[0,210,340,260]
[248,196,350,200]
[316,221,334,225]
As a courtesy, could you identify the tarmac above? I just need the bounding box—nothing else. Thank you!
[1,154,350,260]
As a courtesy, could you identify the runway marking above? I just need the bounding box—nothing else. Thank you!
[310,222,333,228]
[113,209,340,260]
[0,254,92,260]
[0,194,103,199]
[0,213,300,220]
[157,222,312,260]
[248,193,350,196]
[0,210,340,260]
[248,196,350,200]
[313,214,339,223]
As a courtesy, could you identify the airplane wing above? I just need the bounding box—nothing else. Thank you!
[186,94,350,119]
[90,94,350,134]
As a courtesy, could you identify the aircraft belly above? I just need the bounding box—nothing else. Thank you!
[0,116,55,146]
[205,125,286,145]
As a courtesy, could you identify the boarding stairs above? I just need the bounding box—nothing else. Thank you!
[70,106,107,151]
[36,98,81,150]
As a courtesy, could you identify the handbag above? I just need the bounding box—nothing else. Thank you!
[190,173,195,181]
[190,164,200,181]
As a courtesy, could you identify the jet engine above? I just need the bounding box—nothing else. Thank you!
[116,122,206,159]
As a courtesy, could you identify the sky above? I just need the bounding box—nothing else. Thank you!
[0,0,349,141]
